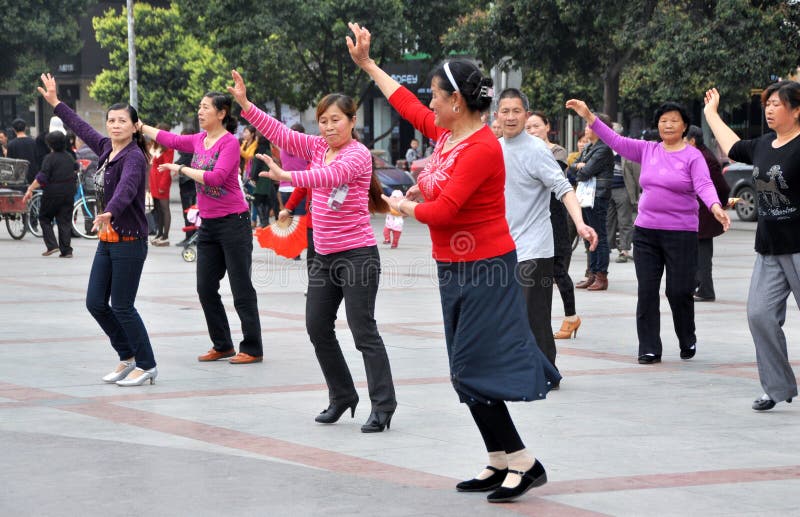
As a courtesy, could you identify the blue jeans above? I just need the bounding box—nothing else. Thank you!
[86,239,155,370]
[582,196,610,274]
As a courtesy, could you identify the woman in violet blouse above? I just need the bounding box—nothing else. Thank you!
[227,69,397,433]
[36,73,158,387]
[566,98,730,365]
[138,93,263,365]
[348,23,559,503]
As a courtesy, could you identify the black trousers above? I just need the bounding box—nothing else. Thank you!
[196,212,263,356]
[553,253,575,317]
[179,180,197,238]
[696,238,715,299]
[306,245,396,411]
[40,193,73,255]
[517,257,557,369]
[469,402,525,454]
[633,226,697,356]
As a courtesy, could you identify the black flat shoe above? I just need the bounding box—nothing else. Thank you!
[456,466,508,492]
[360,409,394,433]
[314,399,358,424]
[680,346,696,360]
[752,395,793,411]
[638,354,661,365]
[487,459,547,503]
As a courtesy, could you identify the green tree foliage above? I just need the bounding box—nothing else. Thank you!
[447,0,800,120]
[180,0,407,115]
[90,2,229,125]
[0,0,96,104]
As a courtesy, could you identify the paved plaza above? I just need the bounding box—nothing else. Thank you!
[1,205,799,517]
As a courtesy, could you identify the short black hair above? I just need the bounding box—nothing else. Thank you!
[497,88,530,111]
[45,131,67,152]
[653,102,691,136]
[12,118,26,133]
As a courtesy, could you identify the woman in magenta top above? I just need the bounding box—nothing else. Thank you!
[228,70,396,433]
[567,99,730,365]
[138,92,263,365]
[348,23,559,504]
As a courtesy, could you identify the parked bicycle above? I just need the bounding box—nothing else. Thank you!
[71,159,98,239]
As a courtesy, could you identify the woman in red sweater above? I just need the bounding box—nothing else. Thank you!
[348,23,560,503]
[148,122,174,246]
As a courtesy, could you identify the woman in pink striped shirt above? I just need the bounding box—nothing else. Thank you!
[228,70,397,433]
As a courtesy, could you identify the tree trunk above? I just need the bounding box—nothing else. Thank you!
[602,70,620,122]
[274,98,283,122]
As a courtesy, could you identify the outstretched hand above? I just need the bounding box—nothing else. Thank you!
[227,70,251,112]
[37,73,60,107]
[565,99,592,121]
[346,22,373,67]
[712,204,731,232]
[703,88,721,116]
[577,223,599,251]
[255,153,288,181]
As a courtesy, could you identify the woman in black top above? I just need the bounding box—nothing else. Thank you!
[704,81,800,411]
[23,131,77,257]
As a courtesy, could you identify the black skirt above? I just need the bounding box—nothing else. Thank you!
[437,250,561,405]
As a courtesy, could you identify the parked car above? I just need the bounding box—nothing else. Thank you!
[722,162,757,222]
[372,154,416,196]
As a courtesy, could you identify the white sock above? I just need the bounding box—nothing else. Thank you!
[475,451,507,480]
[502,449,534,488]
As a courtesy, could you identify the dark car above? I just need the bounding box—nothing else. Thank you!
[722,162,757,222]
[409,155,432,181]
[372,154,416,196]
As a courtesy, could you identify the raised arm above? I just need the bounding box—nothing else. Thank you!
[347,22,441,141]
[566,99,645,162]
[39,73,107,156]
[703,88,740,156]
[347,23,400,102]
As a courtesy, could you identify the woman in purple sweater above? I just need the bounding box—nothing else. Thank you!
[37,73,158,387]
[567,99,730,364]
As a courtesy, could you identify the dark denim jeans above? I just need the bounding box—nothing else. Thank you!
[86,239,155,370]
[582,196,610,274]
[306,245,396,412]
[197,212,263,356]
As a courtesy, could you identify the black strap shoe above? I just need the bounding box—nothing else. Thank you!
[487,459,547,503]
[456,466,507,492]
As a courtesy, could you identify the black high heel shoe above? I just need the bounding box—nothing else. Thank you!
[487,459,547,503]
[315,398,358,424]
[456,466,508,492]
[360,409,394,433]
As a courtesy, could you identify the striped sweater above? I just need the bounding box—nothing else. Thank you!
[242,105,376,255]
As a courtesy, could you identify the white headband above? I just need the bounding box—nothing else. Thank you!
[443,62,459,93]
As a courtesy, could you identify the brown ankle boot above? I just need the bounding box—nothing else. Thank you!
[575,273,596,289]
[587,271,608,291]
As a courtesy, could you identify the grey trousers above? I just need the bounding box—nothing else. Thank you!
[747,253,800,402]
[607,187,634,252]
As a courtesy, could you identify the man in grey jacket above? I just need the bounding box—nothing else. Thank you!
[495,88,597,382]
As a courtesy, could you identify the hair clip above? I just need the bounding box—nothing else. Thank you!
[479,86,494,99]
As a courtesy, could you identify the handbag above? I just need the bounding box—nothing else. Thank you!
[576,176,596,208]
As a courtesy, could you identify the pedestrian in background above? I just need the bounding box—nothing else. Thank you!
[685,125,730,303]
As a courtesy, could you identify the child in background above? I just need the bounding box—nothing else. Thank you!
[383,190,405,248]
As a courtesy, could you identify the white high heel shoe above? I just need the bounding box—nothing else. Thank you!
[102,360,136,383]
[116,367,158,387]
